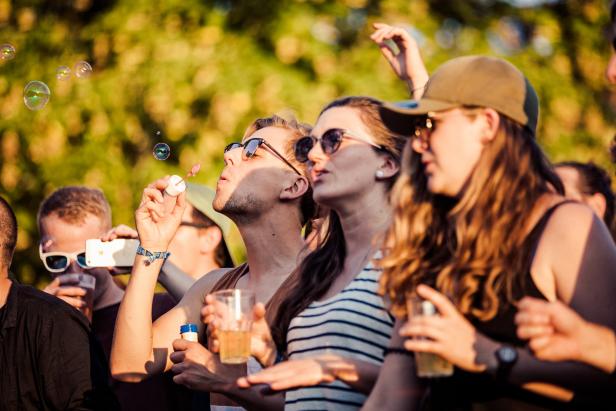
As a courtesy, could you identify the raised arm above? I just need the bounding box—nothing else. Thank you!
[110,177,225,381]
[370,23,429,100]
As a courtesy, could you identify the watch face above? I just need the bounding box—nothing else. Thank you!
[498,346,518,363]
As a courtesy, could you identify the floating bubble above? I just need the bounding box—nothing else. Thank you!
[532,35,553,57]
[23,81,51,111]
[56,65,71,80]
[487,16,528,55]
[74,61,92,78]
[0,43,15,60]
[153,142,171,161]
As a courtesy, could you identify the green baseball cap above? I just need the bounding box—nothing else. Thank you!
[379,55,539,136]
[186,182,234,266]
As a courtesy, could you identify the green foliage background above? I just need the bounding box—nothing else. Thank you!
[0,0,614,286]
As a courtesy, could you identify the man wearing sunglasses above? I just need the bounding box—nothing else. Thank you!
[0,195,118,410]
[38,186,184,411]
[112,115,315,410]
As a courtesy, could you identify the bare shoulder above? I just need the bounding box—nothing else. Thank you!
[535,201,597,258]
[543,201,596,239]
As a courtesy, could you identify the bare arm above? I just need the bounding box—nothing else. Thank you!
[362,319,424,411]
[110,176,227,381]
[497,205,616,395]
[111,261,227,381]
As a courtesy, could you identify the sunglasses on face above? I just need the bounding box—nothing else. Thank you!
[39,243,90,274]
[293,128,382,164]
[224,137,302,175]
[411,116,435,153]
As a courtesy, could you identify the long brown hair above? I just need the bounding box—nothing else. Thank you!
[380,113,564,320]
[272,96,407,352]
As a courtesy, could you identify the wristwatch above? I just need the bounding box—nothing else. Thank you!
[136,244,171,264]
[492,345,518,381]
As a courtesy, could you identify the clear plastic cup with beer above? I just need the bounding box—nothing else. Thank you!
[212,289,255,364]
[407,294,454,378]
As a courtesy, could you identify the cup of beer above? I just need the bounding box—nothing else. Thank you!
[407,294,454,378]
[57,273,96,322]
[212,289,255,364]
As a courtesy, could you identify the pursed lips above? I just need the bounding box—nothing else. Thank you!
[310,167,329,183]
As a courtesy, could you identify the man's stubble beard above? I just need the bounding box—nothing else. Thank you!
[217,191,264,225]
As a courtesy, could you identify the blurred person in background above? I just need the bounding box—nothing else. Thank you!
[555,161,616,241]
[111,115,316,411]
[365,55,616,410]
[166,183,235,280]
[0,195,117,410]
[38,186,181,411]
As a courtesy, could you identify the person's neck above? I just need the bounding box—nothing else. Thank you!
[335,189,392,259]
[94,276,125,311]
[0,271,11,309]
[235,208,304,282]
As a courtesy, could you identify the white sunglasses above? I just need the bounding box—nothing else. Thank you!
[39,243,91,274]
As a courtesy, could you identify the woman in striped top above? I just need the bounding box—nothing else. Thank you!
[234,96,407,410]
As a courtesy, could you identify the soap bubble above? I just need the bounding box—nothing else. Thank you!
[153,142,171,161]
[0,43,15,60]
[23,81,51,111]
[56,65,71,80]
[74,61,92,78]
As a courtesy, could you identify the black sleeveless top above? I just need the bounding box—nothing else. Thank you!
[426,202,574,411]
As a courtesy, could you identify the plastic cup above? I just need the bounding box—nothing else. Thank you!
[212,289,255,364]
[407,294,454,378]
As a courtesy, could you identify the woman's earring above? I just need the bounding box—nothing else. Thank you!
[375,170,384,179]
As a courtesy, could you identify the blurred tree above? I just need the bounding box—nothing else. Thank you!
[0,0,613,286]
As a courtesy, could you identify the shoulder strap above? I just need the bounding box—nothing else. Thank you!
[209,263,250,293]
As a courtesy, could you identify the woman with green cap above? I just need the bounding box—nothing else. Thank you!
[365,55,616,409]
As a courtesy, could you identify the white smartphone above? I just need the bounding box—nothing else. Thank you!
[85,239,139,267]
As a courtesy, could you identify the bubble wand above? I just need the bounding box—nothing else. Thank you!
[165,163,201,197]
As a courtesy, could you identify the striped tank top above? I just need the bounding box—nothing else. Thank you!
[285,255,394,410]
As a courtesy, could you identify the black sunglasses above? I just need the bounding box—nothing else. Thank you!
[224,137,302,175]
[293,128,382,164]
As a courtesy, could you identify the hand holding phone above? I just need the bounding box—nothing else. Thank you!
[86,239,139,268]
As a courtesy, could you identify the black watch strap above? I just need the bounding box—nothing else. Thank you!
[494,345,518,381]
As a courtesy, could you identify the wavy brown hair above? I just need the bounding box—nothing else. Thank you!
[272,96,407,352]
[380,112,564,320]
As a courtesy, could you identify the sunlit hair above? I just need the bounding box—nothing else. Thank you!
[380,110,563,320]
[243,115,316,226]
[272,96,408,351]
[37,186,112,232]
